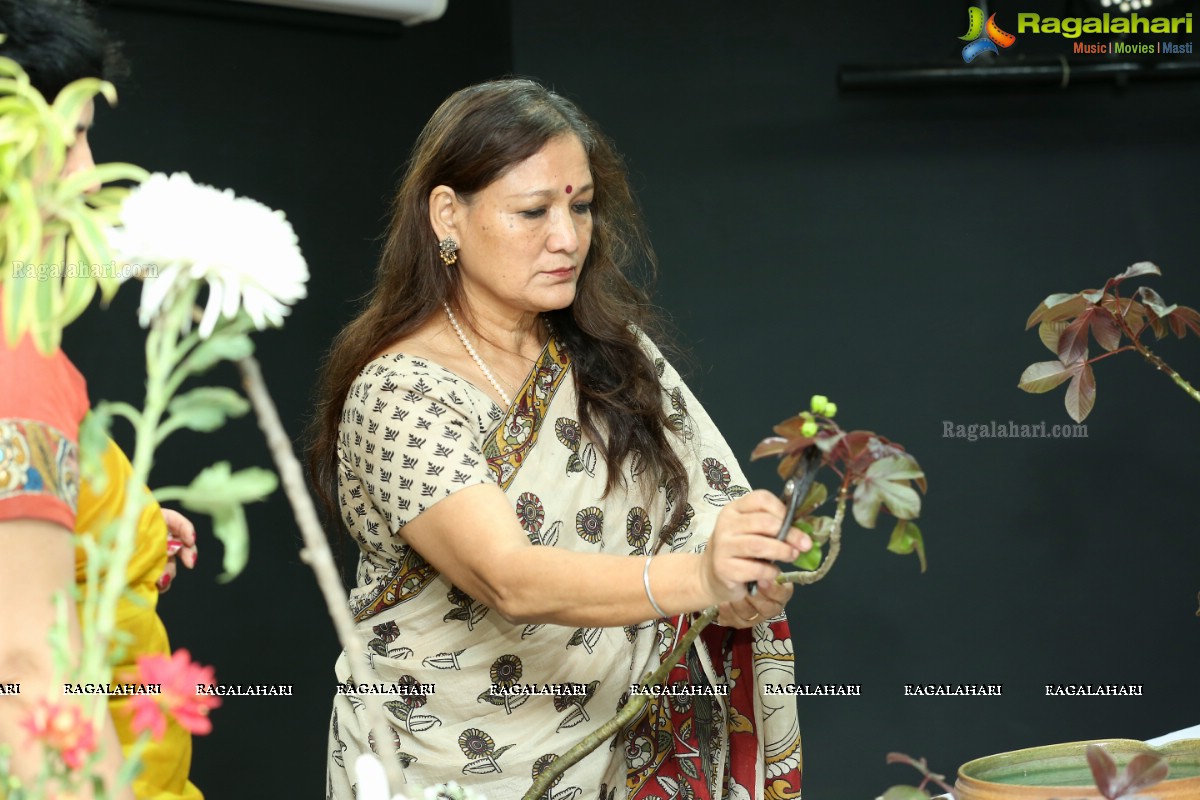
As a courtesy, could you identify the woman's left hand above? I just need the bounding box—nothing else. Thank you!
[716,577,792,628]
[158,508,198,593]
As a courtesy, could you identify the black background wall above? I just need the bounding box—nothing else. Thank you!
[63,0,1200,797]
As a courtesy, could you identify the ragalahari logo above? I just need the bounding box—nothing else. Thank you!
[960,6,1017,62]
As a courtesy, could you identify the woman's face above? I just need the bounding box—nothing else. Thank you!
[451,134,594,318]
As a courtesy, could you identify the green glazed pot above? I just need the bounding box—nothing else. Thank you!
[954,738,1200,799]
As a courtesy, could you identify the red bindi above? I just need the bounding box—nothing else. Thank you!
[565,185,573,194]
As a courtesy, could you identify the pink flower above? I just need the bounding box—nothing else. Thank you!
[127,649,221,740]
[19,699,97,769]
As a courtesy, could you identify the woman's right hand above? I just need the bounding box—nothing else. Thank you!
[698,489,812,606]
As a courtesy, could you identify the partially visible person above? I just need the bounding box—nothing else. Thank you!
[0,2,201,797]
[310,79,807,799]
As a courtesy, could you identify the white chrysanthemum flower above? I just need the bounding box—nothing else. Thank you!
[110,172,308,338]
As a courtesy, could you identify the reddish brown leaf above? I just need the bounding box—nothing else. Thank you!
[1065,363,1096,422]
[1108,261,1161,285]
[1057,315,1091,365]
[1169,306,1200,338]
[777,452,801,482]
[1038,319,1069,354]
[1026,293,1087,330]
[774,417,809,439]
[1150,317,1167,340]
[1167,314,1186,339]
[751,436,790,461]
[1089,310,1122,351]
[1086,744,1119,797]
[1110,753,1169,796]
[1019,361,1079,394]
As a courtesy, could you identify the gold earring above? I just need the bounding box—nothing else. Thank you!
[438,237,459,266]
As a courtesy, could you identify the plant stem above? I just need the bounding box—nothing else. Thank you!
[234,354,406,791]
[1134,342,1200,406]
[778,487,848,586]
[520,605,720,800]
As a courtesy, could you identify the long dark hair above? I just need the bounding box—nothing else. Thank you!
[307,78,689,537]
[0,0,127,98]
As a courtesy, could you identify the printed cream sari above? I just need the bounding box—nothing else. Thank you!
[327,331,802,800]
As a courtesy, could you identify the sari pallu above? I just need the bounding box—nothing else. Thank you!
[328,331,802,800]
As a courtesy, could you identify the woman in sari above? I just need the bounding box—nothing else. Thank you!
[309,78,808,800]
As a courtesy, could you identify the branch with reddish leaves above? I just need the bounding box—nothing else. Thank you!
[879,752,956,799]
[751,395,929,581]
[1019,262,1200,422]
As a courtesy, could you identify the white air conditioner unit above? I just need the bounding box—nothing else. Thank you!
[225,0,447,25]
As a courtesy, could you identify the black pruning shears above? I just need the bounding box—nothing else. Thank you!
[747,444,822,597]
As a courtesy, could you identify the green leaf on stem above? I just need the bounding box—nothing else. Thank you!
[852,456,922,528]
[791,521,823,570]
[1064,363,1096,423]
[187,331,255,375]
[887,520,927,573]
[166,387,250,433]
[880,787,930,800]
[172,462,277,581]
[1018,360,1079,394]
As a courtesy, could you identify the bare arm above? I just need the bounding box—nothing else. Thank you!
[0,520,134,800]
[400,484,807,626]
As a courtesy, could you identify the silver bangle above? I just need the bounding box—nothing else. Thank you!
[643,555,667,618]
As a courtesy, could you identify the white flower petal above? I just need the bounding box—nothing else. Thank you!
[109,172,309,337]
[352,754,390,800]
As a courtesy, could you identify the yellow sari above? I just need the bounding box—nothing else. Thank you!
[74,439,202,800]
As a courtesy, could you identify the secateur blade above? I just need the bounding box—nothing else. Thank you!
[747,444,822,597]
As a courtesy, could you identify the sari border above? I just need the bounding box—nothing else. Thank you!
[483,335,571,491]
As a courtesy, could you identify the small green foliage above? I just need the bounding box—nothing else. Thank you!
[158,462,278,581]
[165,386,251,435]
[886,520,926,573]
[186,329,255,374]
[0,56,147,353]
[809,394,828,415]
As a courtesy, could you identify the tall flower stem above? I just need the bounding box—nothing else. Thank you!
[234,353,405,791]
[81,286,196,736]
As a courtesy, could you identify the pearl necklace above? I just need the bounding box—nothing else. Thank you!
[443,302,512,407]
